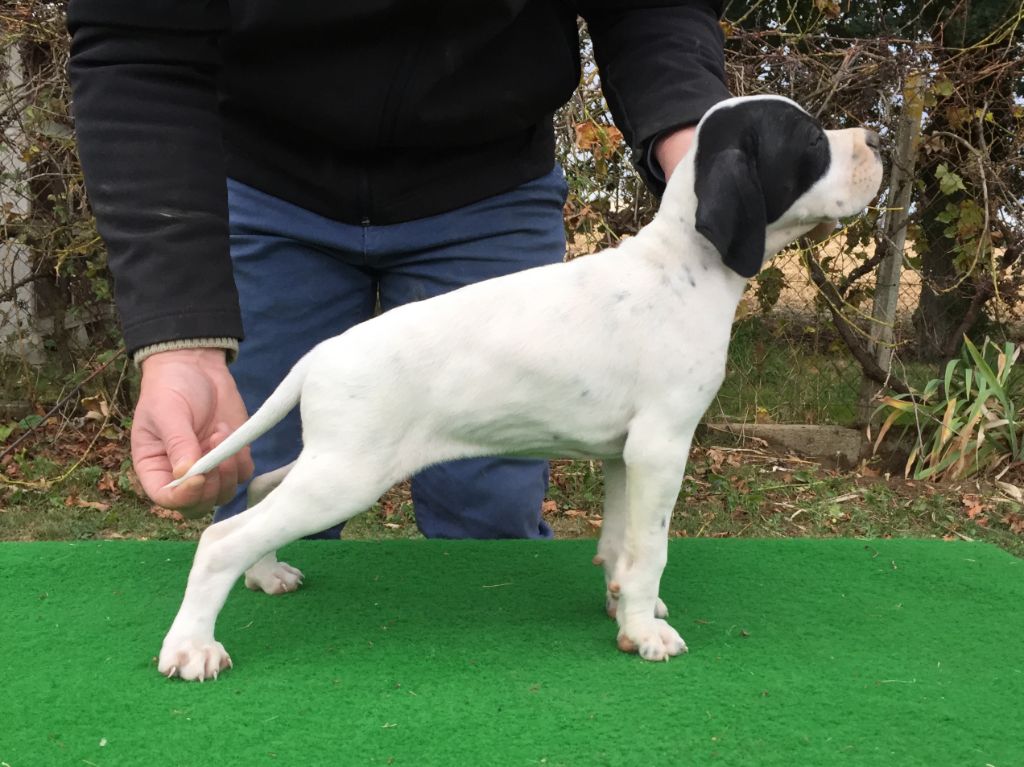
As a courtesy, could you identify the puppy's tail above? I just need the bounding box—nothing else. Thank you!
[163,351,315,490]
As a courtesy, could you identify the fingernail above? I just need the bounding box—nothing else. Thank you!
[177,475,204,492]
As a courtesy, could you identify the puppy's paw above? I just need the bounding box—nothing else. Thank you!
[244,558,304,595]
[605,594,669,620]
[616,619,688,662]
[158,636,232,681]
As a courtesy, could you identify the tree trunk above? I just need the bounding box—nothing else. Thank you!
[910,151,975,360]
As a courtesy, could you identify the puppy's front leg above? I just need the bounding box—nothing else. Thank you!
[612,427,692,661]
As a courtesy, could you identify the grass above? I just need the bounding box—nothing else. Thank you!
[3,415,1023,559]
[714,317,938,426]
[713,318,864,424]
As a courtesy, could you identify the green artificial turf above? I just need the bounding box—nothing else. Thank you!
[1,539,1022,766]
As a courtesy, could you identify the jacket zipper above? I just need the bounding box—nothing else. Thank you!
[364,35,423,228]
[359,167,371,226]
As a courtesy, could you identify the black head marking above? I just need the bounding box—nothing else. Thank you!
[694,100,831,277]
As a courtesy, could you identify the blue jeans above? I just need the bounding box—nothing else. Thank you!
[213,167,568,539]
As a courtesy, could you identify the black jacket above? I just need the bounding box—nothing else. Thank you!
[67,0,729,353]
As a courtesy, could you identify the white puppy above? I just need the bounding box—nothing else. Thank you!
[159,95,883,680]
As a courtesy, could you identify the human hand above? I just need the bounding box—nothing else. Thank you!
[132,348,254,515]
[654,126,696,182]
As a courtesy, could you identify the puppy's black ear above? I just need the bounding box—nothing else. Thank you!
[694,147,767,278]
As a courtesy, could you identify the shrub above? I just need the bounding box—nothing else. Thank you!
[875,337,1024,479]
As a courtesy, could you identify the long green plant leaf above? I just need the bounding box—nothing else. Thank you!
[963,337,1018,457]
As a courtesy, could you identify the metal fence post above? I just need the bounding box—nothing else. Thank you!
[0,42,45,364]
[856,70,925,425]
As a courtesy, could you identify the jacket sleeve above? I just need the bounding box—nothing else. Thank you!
[579,0,731,194]
[67,0,242,354]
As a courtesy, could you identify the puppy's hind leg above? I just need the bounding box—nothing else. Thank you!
[158,453,393,681]
[596,458,669,620]
[612,420,695,662]
[241,461,305,595]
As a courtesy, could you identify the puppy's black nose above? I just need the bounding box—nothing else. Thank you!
[864,129,881,152]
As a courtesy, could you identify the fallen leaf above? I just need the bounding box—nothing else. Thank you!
[81,394,110,420]
[541,499,558,515]
[961,493,987,520]
[97,473,118,493]
[729,477,749,492]
[150,506,185,522]
[586,517,603,529]
[76,499,110,512]
[706,448,726,474]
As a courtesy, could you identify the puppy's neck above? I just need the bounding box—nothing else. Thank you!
[653,153,699,226]
[644,155,748,303]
